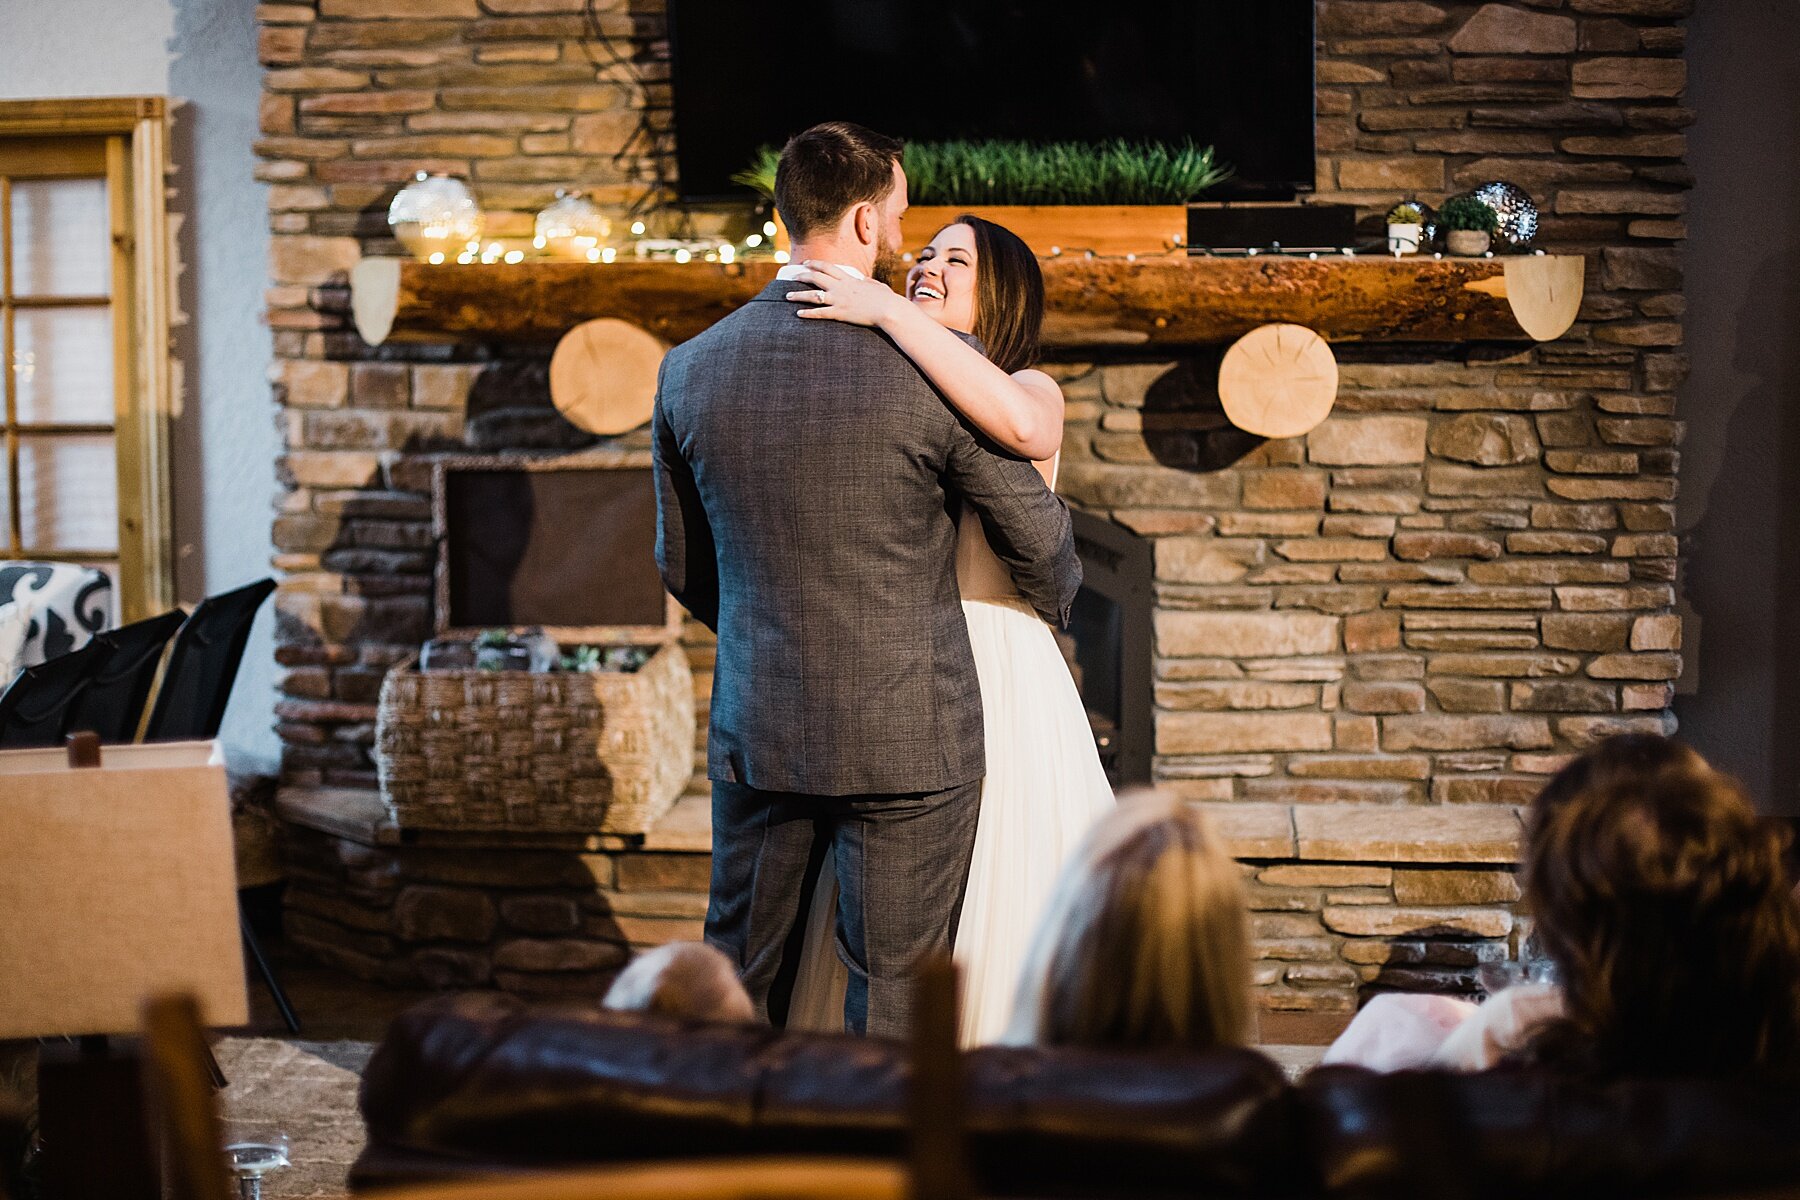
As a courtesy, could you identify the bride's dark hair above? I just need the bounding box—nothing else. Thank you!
[949,213,1043,374]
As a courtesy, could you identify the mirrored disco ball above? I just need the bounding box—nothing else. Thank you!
[1471,180,1538,249]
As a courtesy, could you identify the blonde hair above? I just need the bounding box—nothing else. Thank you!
[602,942,755,1024]
[1004,791,1252,1049]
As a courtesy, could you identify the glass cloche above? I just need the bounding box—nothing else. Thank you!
[535,190,613,260]
[388,172,483,263]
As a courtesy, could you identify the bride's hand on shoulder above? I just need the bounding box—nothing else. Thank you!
[784,261,909,328]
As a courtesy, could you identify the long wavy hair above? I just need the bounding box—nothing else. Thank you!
[1005,791,1252,1050]
[947,213,1043,374]
[1520,735,1800,1077]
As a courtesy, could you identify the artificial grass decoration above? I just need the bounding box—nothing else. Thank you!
[731,138,1230,206]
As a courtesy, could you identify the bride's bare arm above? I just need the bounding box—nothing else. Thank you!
[786,263,1064,462]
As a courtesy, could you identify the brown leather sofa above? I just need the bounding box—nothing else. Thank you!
[353,992,1800,1199]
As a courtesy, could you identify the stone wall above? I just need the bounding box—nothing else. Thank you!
[277,789,1524,1004]
[1045,0,1691,806]
[257,0,1690,1010]
[280,801,710,996]
[258,0,678,787]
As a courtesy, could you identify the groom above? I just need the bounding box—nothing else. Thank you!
[652,121,1081,1037]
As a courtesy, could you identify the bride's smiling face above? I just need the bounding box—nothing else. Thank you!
[905,223,978,334]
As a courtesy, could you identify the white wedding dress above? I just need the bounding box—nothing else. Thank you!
[786,489,1116,1043]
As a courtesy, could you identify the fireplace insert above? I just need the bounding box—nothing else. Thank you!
[1061,509,1155,786]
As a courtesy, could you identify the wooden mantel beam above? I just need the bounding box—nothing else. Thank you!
[350,253,1583,349]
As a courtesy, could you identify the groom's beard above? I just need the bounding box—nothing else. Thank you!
[871,236,903,287]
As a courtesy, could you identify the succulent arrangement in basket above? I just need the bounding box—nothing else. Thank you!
[420,629,650,673]
[1437,194,1500,256]
[559,643,654,674]
[733,138,1231,206]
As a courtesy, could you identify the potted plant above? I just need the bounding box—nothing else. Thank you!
[733,138,1231,257]
[1386,201,1425,255]
[1438,194,1499,256]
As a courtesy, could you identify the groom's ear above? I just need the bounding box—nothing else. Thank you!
[850,201,876,246]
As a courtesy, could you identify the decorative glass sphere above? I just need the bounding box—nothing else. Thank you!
[1426,183,1536,252]
[388,172,483,261]
[1470,180,1538,249]
[535,189,613,259]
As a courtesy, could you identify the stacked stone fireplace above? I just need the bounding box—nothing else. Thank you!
[260,0,1689,1013]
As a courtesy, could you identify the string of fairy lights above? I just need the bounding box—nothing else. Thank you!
[417,225,1552,268]
[1027,241,1550,262]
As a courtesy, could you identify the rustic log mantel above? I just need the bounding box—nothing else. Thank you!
[349,253,1584,349]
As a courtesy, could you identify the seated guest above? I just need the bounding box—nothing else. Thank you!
[1328,735,1800,1077]
[1509,735,1800,1078]
[602,941,756,1024]
[1003,791,1252,1051]
[1322,990,1481,1073]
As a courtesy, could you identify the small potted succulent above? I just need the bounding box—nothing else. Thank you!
[1386,201,1426,255]
[1438,194,1499,256]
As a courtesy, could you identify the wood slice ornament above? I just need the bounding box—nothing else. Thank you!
[548,318,668,435]
[1502,254,1584,342]
[1216,323,1339,439]
[1461,254,1584,341]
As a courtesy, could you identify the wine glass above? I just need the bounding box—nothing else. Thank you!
[223,1128,291,1200]
[1476,951,1557,1000]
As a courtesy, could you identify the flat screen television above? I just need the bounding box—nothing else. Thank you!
[667,1,1315,203]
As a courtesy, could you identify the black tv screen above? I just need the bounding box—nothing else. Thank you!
[667,1,1315,202]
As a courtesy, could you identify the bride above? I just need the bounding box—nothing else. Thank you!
[779,215,1116,1043]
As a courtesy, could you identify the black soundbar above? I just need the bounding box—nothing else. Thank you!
[1187,202,1359,254]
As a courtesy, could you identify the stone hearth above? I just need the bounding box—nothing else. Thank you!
[279,786,1522,1012]
[258,0,1689,1012]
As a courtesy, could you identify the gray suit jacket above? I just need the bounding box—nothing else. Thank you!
[653,279,1082,796]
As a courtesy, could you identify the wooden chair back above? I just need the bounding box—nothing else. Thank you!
[908,954,973,1200]
[365,1158,908,1200]
[138,993,234,1200]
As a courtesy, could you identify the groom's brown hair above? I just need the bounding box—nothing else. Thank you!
[774,121,904,241]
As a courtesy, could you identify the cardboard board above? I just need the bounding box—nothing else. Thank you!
[0,740,249,1038]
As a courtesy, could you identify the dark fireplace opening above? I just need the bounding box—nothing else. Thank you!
[1060,510,1155,786]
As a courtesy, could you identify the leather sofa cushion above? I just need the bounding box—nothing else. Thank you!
[1299,1063,1800,1199]
[358,992,1302,1198]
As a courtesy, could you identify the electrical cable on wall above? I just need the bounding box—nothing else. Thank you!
[580,0,686,235]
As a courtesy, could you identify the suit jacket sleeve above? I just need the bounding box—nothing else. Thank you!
[941,416,1082,627]
[651,378,720,632]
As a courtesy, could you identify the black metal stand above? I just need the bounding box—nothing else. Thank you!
[239,911,301,1035]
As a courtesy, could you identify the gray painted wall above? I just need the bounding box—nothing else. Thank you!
[0,0,280,771]
[1677,0,1800,814]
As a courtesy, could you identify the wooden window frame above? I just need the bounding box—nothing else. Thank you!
[0,97,174,622]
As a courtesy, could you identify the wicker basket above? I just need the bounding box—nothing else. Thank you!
[374,641,694,834]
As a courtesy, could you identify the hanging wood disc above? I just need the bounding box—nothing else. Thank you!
[1216,323,1338,439]
[548,318,669,435]
[1501,254,1585,342]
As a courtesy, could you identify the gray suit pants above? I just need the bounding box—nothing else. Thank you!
[705,778,981,1038]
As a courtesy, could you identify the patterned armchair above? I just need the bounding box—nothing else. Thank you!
[0,561,113,684]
